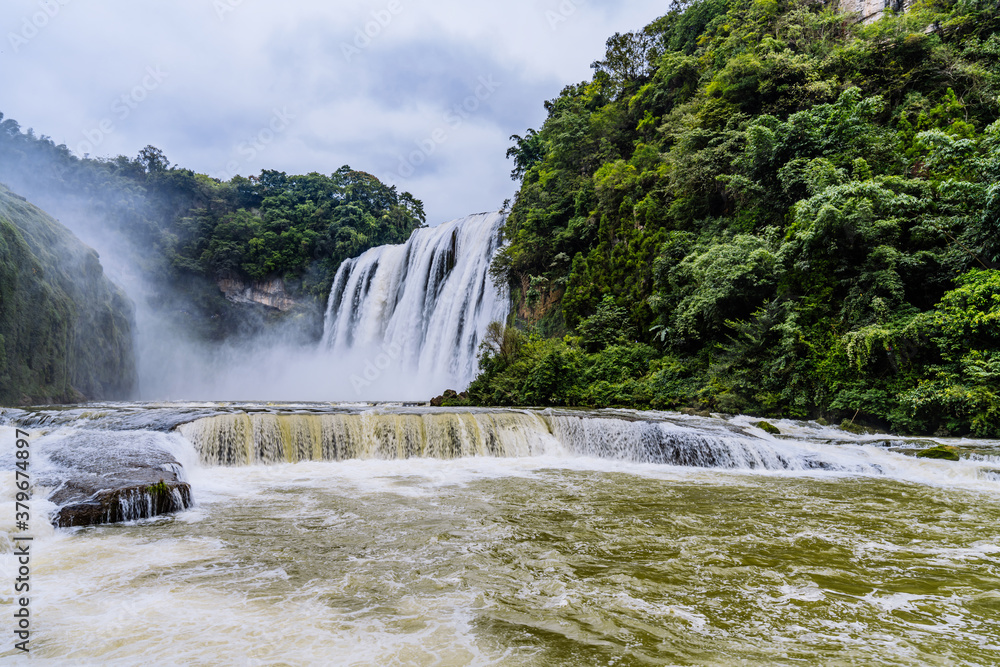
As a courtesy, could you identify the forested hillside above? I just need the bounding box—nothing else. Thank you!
[0,184,135,404]
[0,118,425,339]
[473,0,1000,436]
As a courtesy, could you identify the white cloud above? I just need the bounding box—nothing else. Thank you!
[0,0,668,223]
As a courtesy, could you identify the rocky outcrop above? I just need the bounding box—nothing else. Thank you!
[915,444,961,461]
[39,430,193,527]
[753,420,781,435]
[217,276,300,311]
[0,184,136,404]
[53,479,192,527]
[839,0,913,23]
[429,389,470,407]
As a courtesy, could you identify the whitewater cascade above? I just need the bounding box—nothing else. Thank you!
[178,410,896,475]
[177,411,559,464]
[10,402,1000,530]
[320,212,509,393]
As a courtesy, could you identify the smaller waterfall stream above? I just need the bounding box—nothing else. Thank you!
[177,411,560,464]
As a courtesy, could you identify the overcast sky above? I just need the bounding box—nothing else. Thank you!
[1,0,667,224]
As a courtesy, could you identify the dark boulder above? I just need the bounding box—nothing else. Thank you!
[38,430,194,527]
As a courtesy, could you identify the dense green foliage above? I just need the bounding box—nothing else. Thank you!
[479,0,1000,436]
[0,184,135,404]
[169,167,424,291]
[0,117,425,337]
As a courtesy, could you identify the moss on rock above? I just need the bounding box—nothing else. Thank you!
[839,420,870,435]
[754,420,780,435]
[915,445,961,461]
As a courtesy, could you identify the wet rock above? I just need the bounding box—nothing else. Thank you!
[839,420,871,435]
[753,420,781,435]
[915,444,961,461]
[54,479,192,527]
[430,389,464,407]
[39,430,194,527]
[217,276,300,311]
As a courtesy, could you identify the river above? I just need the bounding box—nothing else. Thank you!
[2,403,999,665]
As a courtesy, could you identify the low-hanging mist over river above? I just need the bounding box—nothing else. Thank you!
[137,212,509,401]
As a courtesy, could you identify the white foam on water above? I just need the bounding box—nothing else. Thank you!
[0,448,997,664]
[0,426,59,551]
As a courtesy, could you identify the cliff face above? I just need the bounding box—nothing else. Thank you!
[839,0,913,23]
[0,184,136,404]
[217,276,300,311]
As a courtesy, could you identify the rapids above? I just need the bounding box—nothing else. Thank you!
[2,403,1000,664]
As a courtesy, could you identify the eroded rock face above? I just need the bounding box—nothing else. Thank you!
[38,430,193,527]
[53,480,191,527]
[217,276,299,311]
[839,0,913,23]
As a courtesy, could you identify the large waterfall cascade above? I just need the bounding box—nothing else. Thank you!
[320,211,509,392]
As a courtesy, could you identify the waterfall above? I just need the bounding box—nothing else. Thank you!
[545,416,840,469]
[178,410,884,474]
[178,411,561,464]
[19,406,1000,529]
[320,212,509,394]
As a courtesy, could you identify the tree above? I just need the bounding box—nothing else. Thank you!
[590,30,657,96]
[137,145,170,174]
[506,129,546,181]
